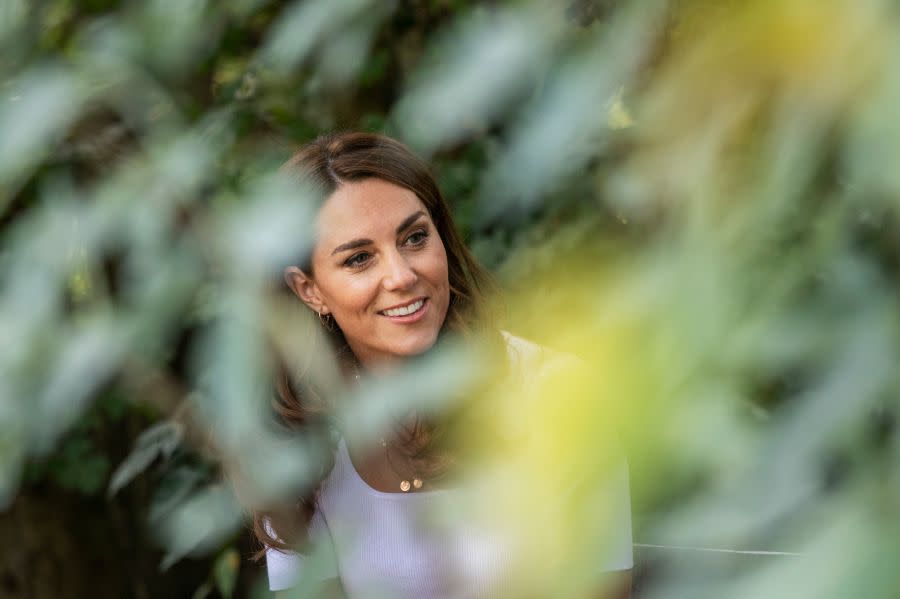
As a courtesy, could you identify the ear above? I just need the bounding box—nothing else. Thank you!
[284,266,330,315]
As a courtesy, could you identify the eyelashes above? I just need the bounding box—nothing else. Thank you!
[405,230,429,247]
[342,229,430,269]
[344,252,371,268]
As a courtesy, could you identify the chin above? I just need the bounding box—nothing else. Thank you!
[389,330,440,357]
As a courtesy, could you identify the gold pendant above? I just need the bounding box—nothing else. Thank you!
[412,478,423,490]
[400,480,411,492]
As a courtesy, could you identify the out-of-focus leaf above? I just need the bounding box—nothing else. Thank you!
[137,0,215,72]
[0,0,27,41]
[394,5,561,153]
[33,315,128,453]
[213,547,240,599]
[474,3,660,224]
[215,170,319,283]
[335,338,479,447]
[148,465,206,523]
[191,581,213,599]
[108,421,184,497]
[259,0,374,72]
[158,483,242,570]
[0,65,85,203]
[50,445,110,495]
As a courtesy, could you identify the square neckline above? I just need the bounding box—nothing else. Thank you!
[337,437,449,499]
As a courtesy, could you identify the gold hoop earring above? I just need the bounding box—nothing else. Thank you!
[317,310,335,331]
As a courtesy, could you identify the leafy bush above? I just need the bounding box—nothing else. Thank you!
[2,0,898,597]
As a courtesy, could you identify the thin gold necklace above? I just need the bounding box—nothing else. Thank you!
[353,367,423,492]
[379,436,423,493]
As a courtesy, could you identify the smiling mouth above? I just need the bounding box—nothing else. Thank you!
[379,298,427,317]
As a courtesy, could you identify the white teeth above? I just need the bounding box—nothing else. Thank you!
[383,299,424,317]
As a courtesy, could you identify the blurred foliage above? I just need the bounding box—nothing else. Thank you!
[22,392,125,495]
[1,0,899,598]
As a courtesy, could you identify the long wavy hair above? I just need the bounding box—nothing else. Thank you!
[251,132,500,558]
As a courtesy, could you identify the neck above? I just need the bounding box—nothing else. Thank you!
[345,347,414,378]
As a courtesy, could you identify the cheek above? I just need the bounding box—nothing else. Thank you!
[430,245,450,299]
[320,273,380,317]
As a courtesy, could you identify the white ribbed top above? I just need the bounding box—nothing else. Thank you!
[266,334,634,597]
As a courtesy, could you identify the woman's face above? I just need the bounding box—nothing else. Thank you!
[286,178,451,368]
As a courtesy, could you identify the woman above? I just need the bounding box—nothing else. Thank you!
[252,132,633,598]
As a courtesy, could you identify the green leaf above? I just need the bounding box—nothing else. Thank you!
[107,421,183,497]
[213,547,240,599]
[43,433,110,495]
[158,484,242,570]
[191,581,212,599]
[148,465,205,523]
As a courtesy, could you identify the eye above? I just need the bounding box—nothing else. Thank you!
[405,229,429,246]
[344,252,371,268]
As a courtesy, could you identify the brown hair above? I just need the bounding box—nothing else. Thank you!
[251,132,500,558]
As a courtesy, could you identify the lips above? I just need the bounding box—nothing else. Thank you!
[378,297,428,322]
[378,297,427,317]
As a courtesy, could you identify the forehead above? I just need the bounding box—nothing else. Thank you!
[316,178,428,241]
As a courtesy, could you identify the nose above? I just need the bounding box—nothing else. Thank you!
[381,250,418,292]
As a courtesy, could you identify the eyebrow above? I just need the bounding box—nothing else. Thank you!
[330,211,427,256]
